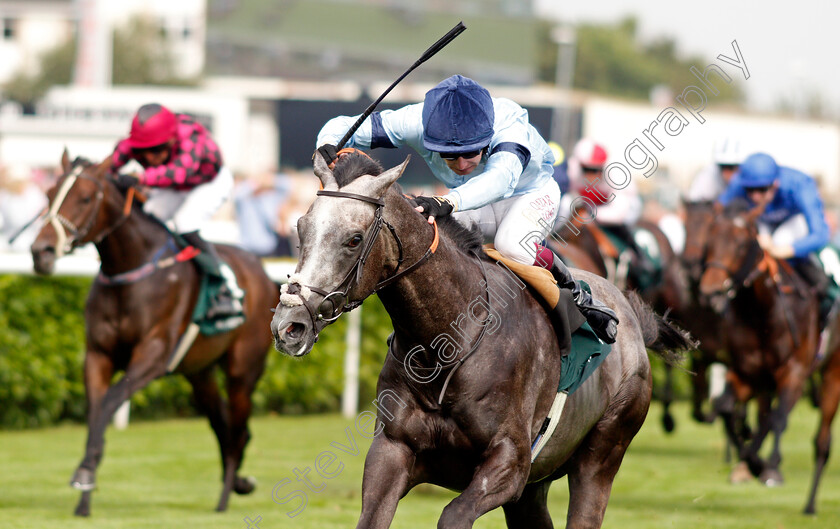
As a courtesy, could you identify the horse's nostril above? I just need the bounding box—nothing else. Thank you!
[286,322,305,340]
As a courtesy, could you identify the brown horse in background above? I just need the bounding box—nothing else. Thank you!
[680,199,730,423]
[698,199,820,486]
[804,310,840,514]
[30,152,278,516]
[550,218,690,432]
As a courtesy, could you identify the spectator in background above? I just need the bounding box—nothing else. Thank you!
[275,169,319,258]
[0,162,47,252]
[233,167,293,257]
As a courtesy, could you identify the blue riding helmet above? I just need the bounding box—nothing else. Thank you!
[422,75,494,153]
[738,152,779,188]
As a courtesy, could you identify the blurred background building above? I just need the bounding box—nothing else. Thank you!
[1,0,839,249]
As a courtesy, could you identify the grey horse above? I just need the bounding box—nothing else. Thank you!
[271,151,691,529]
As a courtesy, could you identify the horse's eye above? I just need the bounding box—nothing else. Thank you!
[347,234,363,248]
[81,196,93,204]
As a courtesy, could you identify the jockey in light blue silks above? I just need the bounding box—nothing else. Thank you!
[316,75,618,343]
[718,152,834,328]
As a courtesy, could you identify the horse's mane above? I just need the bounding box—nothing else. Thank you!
[332,152,485,256]
[71,156,94,170]
[723,198,752,217]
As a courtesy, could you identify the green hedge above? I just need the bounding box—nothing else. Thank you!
[0,275,392,429]
[0,275,687,430]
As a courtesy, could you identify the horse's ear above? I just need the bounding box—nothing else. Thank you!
[313,150,338,190]
[713,201,724,214]
[61,148,71,174]
[368,155,410,199]
[94,157,113,178]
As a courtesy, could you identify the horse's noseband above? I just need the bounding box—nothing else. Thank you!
[43,165,103,257]
[705,237,764,298]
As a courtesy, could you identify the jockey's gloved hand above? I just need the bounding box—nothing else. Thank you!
[113,173,139,190]
[414,196,455,220]
[315,144,339,167]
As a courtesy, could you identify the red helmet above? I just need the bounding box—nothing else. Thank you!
[126,103,177,149]
[572,138,608,170]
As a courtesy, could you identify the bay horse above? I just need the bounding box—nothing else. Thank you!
[698,199,819,486]
[680,199,730,423]
[30,152,278,516]
[550,218,690,432]
[270,151,692,529]
[804,309,840,514]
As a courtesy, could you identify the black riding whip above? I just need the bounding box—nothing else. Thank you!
[7,207,46,245]
[336,21,467,150]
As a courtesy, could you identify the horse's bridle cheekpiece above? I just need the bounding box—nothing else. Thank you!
[44,162,138,258]
[278,189,439,342]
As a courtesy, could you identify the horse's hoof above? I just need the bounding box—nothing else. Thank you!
[729,462,752,484]
[73,504,91,517]
[662,414,675,433]
[70,468,96,491]
[759,469,784,487]
[234,476,257,495]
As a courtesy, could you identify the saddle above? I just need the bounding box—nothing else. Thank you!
[482,247,611,394]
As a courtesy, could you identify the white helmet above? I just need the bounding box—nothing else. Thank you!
[572,138,608,169]
[712,138,744,165]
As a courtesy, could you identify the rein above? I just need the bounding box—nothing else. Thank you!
[96,239,200,285]
[384,249,492,405]
[281,190,439,342]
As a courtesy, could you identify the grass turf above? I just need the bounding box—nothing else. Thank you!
[0,401,838,528]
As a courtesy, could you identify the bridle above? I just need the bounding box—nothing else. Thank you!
[704,234,765,299]
[43,162,137,258]
[281,189,439,341]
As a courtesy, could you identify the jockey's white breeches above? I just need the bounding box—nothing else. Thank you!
[142,167,233,234]
[454,177,560,265]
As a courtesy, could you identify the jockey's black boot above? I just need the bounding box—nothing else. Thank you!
[794,256,832,330]
[548,254,619,343]
[182,231,241,319]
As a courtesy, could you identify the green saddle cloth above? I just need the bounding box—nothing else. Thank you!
[558,281,613,395]
[190,267,245,336]
[818,245,840,303]
[603,227,663,291]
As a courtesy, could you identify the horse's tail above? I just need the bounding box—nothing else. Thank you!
[625,290,695,365]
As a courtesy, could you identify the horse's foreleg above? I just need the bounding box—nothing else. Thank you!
[355,437,414,529]
[72,350,113,516]
[437,438,529,529]
[660,362,676,433]
[760,368,808,486]
[690,353,711,423]
[72,340,168,514]
[715,379,756,481]
[804,362,840,514]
